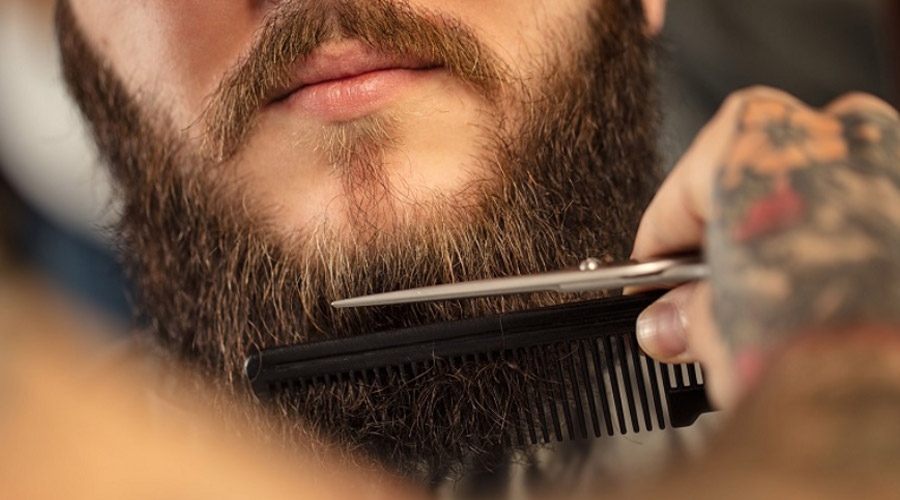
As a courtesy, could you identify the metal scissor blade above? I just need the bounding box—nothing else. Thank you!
[331,254,708,308]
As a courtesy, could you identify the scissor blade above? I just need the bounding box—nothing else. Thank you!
[331,255,708,308]
[332,270,576,308]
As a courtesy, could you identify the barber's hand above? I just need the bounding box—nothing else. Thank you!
[631,87,900,409]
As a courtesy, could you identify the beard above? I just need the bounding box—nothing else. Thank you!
[57,0,660,480]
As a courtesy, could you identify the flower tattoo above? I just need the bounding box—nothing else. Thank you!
[709,98,900,359]
[723,100,848,189]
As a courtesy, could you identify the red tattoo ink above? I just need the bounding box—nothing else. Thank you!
[736,349,768,388]
[733,179,806,242]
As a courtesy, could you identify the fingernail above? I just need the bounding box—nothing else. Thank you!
[636,301,689,359]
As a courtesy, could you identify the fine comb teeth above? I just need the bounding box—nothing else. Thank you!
[245,292,713,445]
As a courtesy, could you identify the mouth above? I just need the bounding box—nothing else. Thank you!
[266,41,442,122]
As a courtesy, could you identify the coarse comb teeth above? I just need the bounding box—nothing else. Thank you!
[246,292,714,445]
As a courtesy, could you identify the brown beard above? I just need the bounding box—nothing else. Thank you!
[56,0,660,480]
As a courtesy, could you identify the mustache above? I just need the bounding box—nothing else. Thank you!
[203,0,510,161]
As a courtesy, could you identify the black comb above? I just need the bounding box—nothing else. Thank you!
[245,292,714,445]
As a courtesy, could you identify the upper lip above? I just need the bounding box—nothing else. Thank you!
[266,41,439,105]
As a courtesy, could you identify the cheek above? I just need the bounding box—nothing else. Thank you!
[70,0,266,126]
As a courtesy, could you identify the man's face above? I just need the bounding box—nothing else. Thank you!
[68,0,606,237]
[60,0,661,478]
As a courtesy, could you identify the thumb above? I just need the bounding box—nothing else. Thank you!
[637,282,739,410]
[636,283,701,364]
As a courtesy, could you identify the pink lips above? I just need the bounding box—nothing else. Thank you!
[268,42,440,122]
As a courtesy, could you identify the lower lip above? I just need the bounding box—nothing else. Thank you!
[280,68,436,122]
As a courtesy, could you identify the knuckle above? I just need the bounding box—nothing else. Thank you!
[715,87,808,127]
[826,92,898,117]
[830,91,881,106]
[727,86,793,106]
[722,88,759,110]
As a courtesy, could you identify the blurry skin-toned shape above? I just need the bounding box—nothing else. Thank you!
[620,326,900,500]
[0,269,421,500]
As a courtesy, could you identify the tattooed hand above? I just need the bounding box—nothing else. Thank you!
[631,87,900,408]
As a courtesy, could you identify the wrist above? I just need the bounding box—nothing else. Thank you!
[739,323,900,398]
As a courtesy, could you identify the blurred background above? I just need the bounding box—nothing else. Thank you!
[0,0,897,331]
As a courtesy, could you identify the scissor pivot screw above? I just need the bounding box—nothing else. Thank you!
[579,258,603,272]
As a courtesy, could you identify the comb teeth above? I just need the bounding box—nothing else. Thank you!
[261,338,707,445]
[498,336,708,445]
[248,293,713,445]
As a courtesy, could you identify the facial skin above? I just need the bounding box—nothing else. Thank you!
[59,0,664,480]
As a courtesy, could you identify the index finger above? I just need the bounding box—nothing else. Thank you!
[631,87,805,260]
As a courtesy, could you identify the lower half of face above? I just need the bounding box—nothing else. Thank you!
[60,0,659,482]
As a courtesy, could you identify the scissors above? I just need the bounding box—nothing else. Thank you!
[332,253,709,308]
